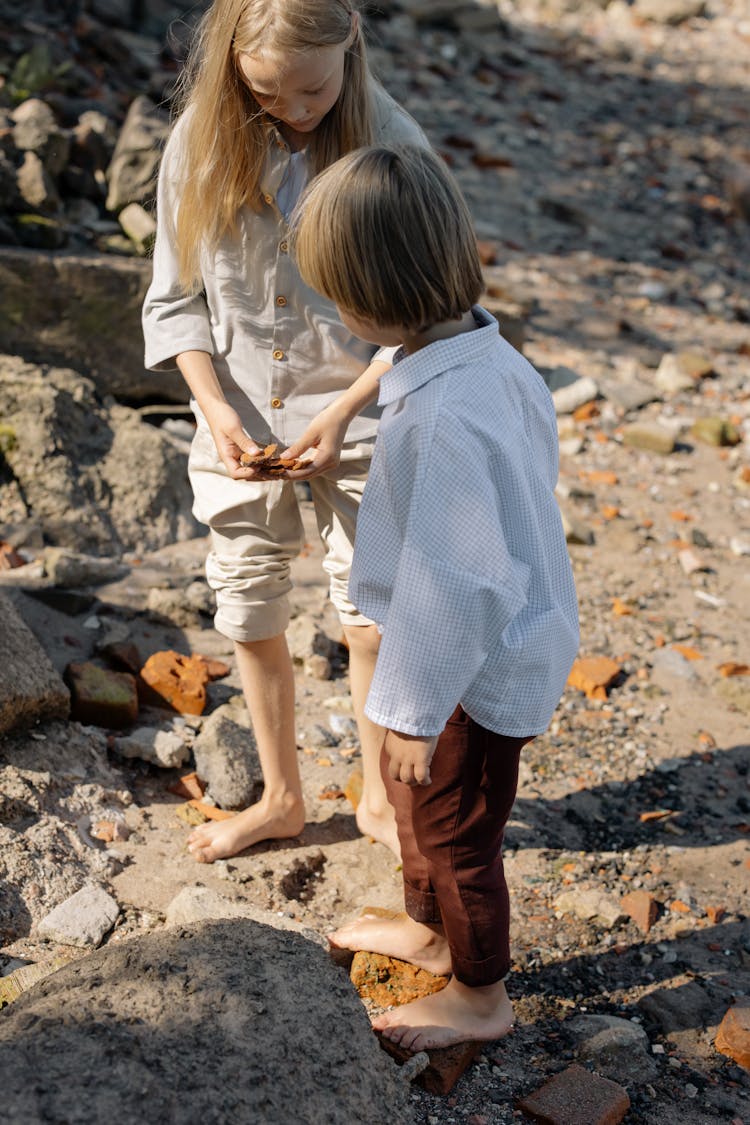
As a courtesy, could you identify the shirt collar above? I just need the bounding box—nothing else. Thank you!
[377,306,499,406]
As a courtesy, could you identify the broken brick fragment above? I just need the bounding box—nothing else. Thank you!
[64,661,138,729]
[139,650,210,715]
[167,771,206,801]
[517,1063,630,1124]
[620,889,659,934]
[344,767,364,811]
[193,654,231,680]
[715,1003,750,1070]
[567,656,622,701]
[377,1034,483,1096]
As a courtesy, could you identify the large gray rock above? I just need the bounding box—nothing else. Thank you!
[0,590,69,734]
[192,704,263,810]
[0,356,199,553]
[36,883,120,947]
[0,245,186,402]
[0,919,414,1124]
[105,95,169,213]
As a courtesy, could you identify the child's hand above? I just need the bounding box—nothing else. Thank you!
[202,401,261,478]
[383,730,438,787]
[281,404,349,479]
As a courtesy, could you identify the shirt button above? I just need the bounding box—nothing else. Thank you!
[276,295,287,307]
[272,348,285,360]
[279,241,288,253]
[271,397,283,409]
[264,193,273,205]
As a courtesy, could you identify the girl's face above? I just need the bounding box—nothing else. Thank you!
[238,39,352,135]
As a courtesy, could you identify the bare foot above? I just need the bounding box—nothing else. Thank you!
[328,912,452,976]
[373,977,514,1051]
[187,793,305,863]
[355,799,401,859]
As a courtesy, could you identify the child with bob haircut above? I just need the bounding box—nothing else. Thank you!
[292,145,579,1049]
[142,0,430,863]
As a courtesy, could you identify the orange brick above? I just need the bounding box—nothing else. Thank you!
[350,950,448,1008]
[715,1004,750,1070]
[567,656,622,701]
[139,650,209,715]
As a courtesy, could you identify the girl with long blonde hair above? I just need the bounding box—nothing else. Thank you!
[143,0,429,863]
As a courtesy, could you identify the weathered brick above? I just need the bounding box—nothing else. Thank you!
[377,1033,483,1095]
[715,1003,750,1070]
[620,889,660,934]
[567,656,622,701]
[350,949,448,1008]
[139,649,209,715]
[517,1063,630,1124]
[64,661,138,729]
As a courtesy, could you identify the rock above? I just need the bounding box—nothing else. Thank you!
[634,0,706,25]
[690,417,741,447]
[138,650,210,715]
[554,888,627,929]
[42,547,127,587]
[114,725,190,768]
[12,98,70,177]
[560,510,596,546]
[638,979,714,1033]
[0,247,186,403]
[715,1003,750,1070]
[105,95,169,213]
[0,920,411,1124]
[655,351,713,394]
[621,423,676,455]
[36,883,119,947]
[516,1063,630,1124]
[620,889,660,934]
[0,590,69,735]
[552,375,600,416]
[568,1014,658,1084]
[146,582,215,627]
[16,151,60,212]
[191,705,263,810]
[118,200,156,253]
[64,662,139,729]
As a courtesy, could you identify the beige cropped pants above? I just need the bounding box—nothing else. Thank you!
[188,423,374,642]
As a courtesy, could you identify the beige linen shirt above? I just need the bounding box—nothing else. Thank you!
[142,86,428,448]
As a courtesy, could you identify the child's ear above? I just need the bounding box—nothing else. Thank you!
[346,11,359,48]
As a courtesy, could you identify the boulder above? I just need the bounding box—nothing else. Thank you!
[0,590,69,734]
[0,245,187,402]
[0,356,198,553]
[0,919,414,1124]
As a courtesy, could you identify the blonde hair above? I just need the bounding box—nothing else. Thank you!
[293,145,483,332]
[173,0,374,290]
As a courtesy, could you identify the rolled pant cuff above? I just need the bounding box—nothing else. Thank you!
[404,880,442,925]
[451,952,510,988]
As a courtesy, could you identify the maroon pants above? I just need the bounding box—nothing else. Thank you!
[381,706,531,987]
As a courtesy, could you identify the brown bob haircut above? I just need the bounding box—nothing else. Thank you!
[293,145,484,333]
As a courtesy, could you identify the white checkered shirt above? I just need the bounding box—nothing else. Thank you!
[349,307,580,738]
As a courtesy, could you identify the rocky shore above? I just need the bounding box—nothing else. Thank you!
[1,1,749,1123]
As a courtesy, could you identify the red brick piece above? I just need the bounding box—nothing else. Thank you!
[377,1033,484,1095]
[350,949,448,1008]
[620,889,660,934]
[139,650,209,715]
[715,1003,750,1070]
[64,662,138,729]
[517,1063,630,1125]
